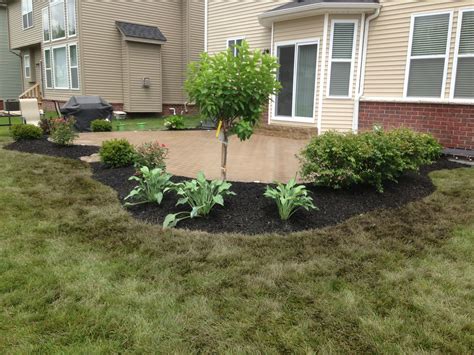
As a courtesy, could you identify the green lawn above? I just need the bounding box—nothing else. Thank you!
[112,115,204,131]
[0,143,473,353]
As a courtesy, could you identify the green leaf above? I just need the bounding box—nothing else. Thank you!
[213,195,224,206]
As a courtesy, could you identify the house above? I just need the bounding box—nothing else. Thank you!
[5,0,204,114]
[206,0,474,149]
[0,2,22,110]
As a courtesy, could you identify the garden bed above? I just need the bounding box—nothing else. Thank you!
[4,138,99,160]
[90,159,462,234]
[3,138,464,234]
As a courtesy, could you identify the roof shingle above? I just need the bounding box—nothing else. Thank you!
[116,21,167,42]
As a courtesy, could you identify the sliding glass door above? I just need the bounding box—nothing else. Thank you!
[275,41,318,122]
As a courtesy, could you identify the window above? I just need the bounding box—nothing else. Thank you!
[50,0,66,40]
[52,46,68,88]
[22,0,33,29]
[328,21,357,98]
[275,40,318,121]
[69,44,79,89]
[453,10,474,99]
[44,49,53,89]
[24,54,31,78]
[42,7,50,42]
[405,12,452,98]
[227,38,244,56]
[66,0,77,36]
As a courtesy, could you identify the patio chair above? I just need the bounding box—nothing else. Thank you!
[19,98,42,126]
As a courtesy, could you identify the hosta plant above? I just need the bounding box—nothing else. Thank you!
[124,166,173,206]
[163,172,235,228]
[264,178,317,221]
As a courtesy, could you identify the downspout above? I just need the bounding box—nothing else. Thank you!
[204,0,208,52]
[268,22,274,125]
[353,7,380,132]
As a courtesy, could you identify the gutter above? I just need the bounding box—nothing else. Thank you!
[259,2,381,27]
[352,6,381,132]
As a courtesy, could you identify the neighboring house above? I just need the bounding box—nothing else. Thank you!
[0,2,21,110]
[6,0,204,113]
[207,0,474,149]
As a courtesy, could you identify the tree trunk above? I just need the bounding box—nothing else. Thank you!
[220,129,228,181]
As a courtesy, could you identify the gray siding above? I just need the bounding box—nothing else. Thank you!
[0,7,22,99]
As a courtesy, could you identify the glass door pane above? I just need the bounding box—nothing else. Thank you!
[295,44,317,118]
[276,45,295,117]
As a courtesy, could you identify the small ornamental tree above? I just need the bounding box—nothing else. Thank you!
[185,41,281,180]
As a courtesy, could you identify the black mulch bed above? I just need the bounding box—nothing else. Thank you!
[90,158,465,235]
[4,138,99,160]
[3,138,466,234]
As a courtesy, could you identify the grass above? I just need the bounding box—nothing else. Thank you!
[0,144,473,353]
[112,115,204,132]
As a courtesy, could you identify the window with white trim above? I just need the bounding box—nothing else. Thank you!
[275,40,318,120]
[52,46,68,88]
[66,0,77,36]
[69,44,79,89]
[24,54,31,78]
[50,0,66,40]
[42,7,50,42]
[21,0,33,29]
[227,38,244,56]
[453,10,474,99]
[328,21,356,98]
[405,12,451,98]
[44,49,53,89]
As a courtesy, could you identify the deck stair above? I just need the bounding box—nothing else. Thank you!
[19,83,43,110]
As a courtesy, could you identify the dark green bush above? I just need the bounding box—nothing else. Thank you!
[99,139,136,168]
[300,128,442,192]
[11,124,43,141]
[91,119,113,132]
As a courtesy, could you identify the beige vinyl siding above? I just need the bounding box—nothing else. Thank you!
[271,16,325,128]
[8,0,46,50]
[322,15,362,132]
[122,41,162,112]
[79,1,184,105]
[208,0,288,53]
[363,0,473,99]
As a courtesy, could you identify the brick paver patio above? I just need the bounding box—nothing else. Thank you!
[77,131,308,183]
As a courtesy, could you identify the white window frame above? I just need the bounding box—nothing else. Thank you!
[22,0,33,30]
[50,0,67,42]
[23,54,31,79]
[68,43,80,90]
[403,11,453,99]
[272,38,320,124]
[326,19,358,99]
[226,37,245,56]
[42,7,50,42]
[43,48,53,89]
[66,0,77,38]
[450,8,474,101]
[51,44,69,89]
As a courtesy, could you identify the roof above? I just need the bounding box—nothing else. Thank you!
[269,0,380,12]
[259,0,380,27]
[116,21,167,43]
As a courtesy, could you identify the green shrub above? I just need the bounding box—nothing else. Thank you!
[11,124,42,141]
[124,166,173,206]
[99,139,136,168]
[50,117,78,146]
[264,178,317,221]
[163,172,235,228]
[91,119,112,132]
[164,115,185,130]
[300,128,442,192]
[134,141,168,170]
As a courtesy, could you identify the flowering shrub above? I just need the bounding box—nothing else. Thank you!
[134,141,169,170]
[99,139,136,168]
[164,115,185,130]
[50,117,78,146]
[300,127,442,192]
[39,116,54,135]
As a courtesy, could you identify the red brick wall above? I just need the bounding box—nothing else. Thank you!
[359,101,474,150]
